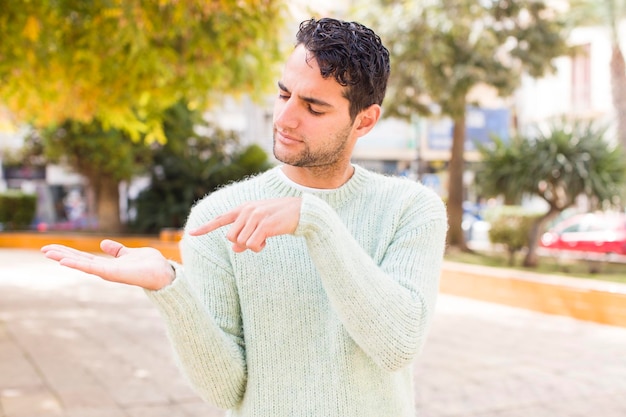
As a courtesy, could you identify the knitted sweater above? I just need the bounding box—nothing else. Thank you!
[146,165,447,417]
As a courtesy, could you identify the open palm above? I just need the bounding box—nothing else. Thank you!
[41,239,175,291]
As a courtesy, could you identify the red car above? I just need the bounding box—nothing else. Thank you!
[540,212,626,255]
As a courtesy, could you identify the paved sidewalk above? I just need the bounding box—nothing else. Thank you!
[1,248,626,417]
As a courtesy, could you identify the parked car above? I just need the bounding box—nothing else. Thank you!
[539,212,626,255]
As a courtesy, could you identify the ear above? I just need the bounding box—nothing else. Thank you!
[354,104,381,138]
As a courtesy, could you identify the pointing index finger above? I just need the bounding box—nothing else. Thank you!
[189,211,238,236]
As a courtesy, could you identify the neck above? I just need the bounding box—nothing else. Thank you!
[281,163,355,189]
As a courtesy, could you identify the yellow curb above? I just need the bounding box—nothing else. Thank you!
[441,261,626,328]
[0,232,181,262]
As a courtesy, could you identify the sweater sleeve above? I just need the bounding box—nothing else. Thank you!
[294,191,447,372]
[144,232,246,409]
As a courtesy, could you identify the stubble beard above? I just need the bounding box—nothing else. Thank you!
[272,124,352,170]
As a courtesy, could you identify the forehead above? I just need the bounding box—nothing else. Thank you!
[281,45,347,100]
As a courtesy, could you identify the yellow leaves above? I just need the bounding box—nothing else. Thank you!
[100,107,147,141]
[1,1,285,144]
[144,119,167,144]
[187,100,200,111]
[102,7,123,19]
[22,16,41,42]
[138,92,151,108]
[0,107,18,134]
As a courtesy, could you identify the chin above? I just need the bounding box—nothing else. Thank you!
[273,143,296,164]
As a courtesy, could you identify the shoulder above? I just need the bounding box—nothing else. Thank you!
[359,168,445,214]
[349,168,447,232]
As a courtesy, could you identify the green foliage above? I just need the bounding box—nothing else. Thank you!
[531,120,626,209]
[444,248,626,283]
[477,119,626,267]
[0,0,285,142]
[486,206,542,265]
[1,130,46,168]
[0,191,37,230]
[28,119,154,232]
[474,136,528,205]
[357,0,570,119]
[41,121,150,184]
[355,0,570,249]
[477,119,626,211]
[130,104,273,233]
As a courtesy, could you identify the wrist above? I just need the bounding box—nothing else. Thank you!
[165,262,177,285]
[151,261,177,291]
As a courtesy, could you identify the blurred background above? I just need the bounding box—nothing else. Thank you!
[2,2,626,417]
[1,0,626,279]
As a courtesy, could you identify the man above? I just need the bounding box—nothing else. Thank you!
[42,17,447,416]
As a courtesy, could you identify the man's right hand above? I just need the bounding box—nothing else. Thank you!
[41,239,175,291]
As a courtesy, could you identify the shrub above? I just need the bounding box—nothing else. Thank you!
[486,206,542,266]
[0,191,37,230]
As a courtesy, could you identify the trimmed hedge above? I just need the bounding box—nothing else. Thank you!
[0,191,37,230]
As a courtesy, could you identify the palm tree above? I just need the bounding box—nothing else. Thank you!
[476,118,626,267]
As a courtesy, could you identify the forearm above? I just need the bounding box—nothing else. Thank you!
[296,193,447,371]
[145,263,246,408]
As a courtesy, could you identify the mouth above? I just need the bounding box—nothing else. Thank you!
[274,129,302,146]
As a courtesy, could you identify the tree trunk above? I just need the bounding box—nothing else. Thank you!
[507,249,516,266]
[447,113,468,251]
[523,208,560,268]
[610,45,626,151]
[92,176,123,233]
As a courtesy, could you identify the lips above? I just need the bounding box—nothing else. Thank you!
[275,129,302,145]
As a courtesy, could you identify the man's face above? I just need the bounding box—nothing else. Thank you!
[272,45,358,169]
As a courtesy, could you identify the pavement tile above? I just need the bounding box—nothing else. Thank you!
[63,409,127,417]
[413,295,626,417]
[1,386,62,417]
[179,401,226,417]
[0,341,43,389]
[125,404,188,417]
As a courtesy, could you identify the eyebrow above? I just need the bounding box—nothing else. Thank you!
[278,81,334,108]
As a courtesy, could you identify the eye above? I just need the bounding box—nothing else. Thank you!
[308,106,324,116]
[278,93,289,100]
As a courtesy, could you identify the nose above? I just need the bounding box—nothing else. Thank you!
[273,97,299,130]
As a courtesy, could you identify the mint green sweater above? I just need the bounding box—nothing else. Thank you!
[146,165,447,417]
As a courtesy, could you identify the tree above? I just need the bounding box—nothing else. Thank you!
[130,104,273,234]
[0,1,284,231]
[567,0,626,150]
[40,120,150,233]
[0,0,284,142]
[357,0,570,250]
[476,119,626,267]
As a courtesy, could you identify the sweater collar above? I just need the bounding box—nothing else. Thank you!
[264,164,371,207]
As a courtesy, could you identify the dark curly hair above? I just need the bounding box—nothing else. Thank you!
[296,17,390,121]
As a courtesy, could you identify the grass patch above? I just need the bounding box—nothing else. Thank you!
[444,248,626,284]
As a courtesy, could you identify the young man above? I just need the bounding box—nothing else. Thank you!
[42,17,447,416]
